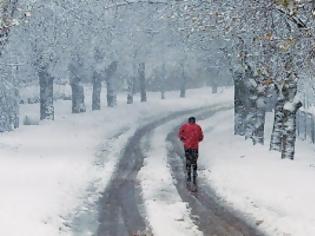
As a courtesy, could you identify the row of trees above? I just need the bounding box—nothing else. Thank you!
[169,0,315,159]
[4,0,310,159]
[0,0,228,132]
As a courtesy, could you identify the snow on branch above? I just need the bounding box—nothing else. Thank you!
[275,5,307,29]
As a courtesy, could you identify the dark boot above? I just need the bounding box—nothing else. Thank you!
[192,164,197,185]
[193,175,197,185]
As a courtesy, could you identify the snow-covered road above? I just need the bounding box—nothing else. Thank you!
[166,110,261,236]
[95,108,209,236]
[88,105,262,236]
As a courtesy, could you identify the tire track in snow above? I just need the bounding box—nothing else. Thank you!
[138,121,203,236]
[166,107,264,236]
[71,127,133,236]
[96,107,212,236]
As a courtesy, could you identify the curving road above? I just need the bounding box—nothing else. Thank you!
[77,105,264,236]
[96,107,208,236]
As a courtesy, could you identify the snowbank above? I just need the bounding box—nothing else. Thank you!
[199,109,315,236]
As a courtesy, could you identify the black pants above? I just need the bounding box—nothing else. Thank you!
[185,149,198,178]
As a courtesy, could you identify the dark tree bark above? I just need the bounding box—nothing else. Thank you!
[39,66,54,120]
[92,71,102,110]
[70,78,86,113]
[138,62,147,102]
[270,84,285,151]
[244,78,258,143]
[69,58,86,114]
[105,61,118,107]
[106,81,116,107]
[243,70,267,145]
[281,100,302,159]
[0,80,19,131]
[234,73,247,136]
[280,74,302,159]
[253,82,268,145]
[270,71,302,160]
[127,76,135,104]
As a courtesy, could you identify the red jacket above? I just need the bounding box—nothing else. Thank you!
[178,123,204,150]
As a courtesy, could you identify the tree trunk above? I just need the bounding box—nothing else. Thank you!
[253,84,267,145]
[281,100,302,159]
[243,77,267,145]
[105,61,118,107]
[280,73,302,159]
[0,80,19,131]
[234,74,246,136]
[270,94,285,151]
[160,75,166,99]
[244,94,257,143]
[106,77,116,107]
[139,62,147,102]
[127,77,135,104]
[270,72,301,160]
[71,78,86,113]
[161,90,165,100]
[92,72,102,110]
[211,77,218,94]
[39,68,54,120]
[255,102,266,145]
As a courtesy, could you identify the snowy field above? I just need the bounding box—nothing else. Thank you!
[0,87,231,236]
[199,110,315,236]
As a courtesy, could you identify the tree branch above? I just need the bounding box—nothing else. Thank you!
[275,6,307,29]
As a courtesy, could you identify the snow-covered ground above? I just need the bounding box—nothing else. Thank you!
[3,85,315,236]
[0,87,231,236]
[199,109,315,236]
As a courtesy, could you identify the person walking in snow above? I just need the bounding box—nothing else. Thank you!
[178,116,204,185]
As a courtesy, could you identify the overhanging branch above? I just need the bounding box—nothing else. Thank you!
[275,6,307,29]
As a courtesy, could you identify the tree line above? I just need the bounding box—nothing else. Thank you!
[171,0,315,159]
